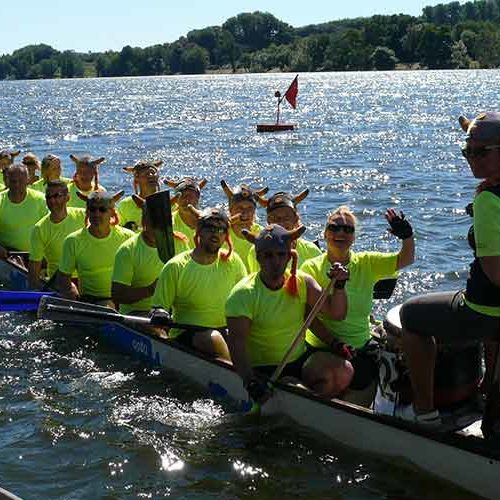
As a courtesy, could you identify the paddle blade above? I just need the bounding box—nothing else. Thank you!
[0,290,55,312]
[146,190,175,263]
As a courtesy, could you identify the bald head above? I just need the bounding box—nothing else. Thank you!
[6,163,29,196]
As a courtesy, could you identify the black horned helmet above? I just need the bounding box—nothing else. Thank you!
[220,179,269,207]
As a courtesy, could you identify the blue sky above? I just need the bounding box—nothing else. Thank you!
[1,1,449,55]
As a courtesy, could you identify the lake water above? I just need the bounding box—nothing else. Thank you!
[0,71,490,498]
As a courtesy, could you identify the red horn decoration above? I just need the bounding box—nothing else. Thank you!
[285,249,299,297]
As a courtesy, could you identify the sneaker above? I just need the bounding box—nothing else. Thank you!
[395,404,442,428]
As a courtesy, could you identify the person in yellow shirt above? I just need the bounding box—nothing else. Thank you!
[164,176,207,247]
[301,206,414,399]
[67,154,106,209]
[21,153,41,185]
[112,195,189,314]
[31,154,71,193]
[221,180,268,270]
[29,180,86,289]
[117,159,162,231]
[0,164,48,257]
[57,191,134,305]
[226,224,352,404]
[151,206,246,360]
[0,149,20,190]
[247,190,322,272]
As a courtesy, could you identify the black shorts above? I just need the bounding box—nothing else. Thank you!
[254,350,311,380]
[400,290,500,341]
[174,328,227,349]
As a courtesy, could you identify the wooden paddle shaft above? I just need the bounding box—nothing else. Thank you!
[269,278,336,384]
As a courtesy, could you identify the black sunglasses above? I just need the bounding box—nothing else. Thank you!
[88,206,109,213]
[201,224,228,234]
[45,192,67,200]
[326,223,355,234]
[461,144,500,159]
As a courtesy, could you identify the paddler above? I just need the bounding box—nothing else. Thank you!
[226,224,353,403]
[399,112,500,429]
[301,206,414,401]
[21,152,41,185]
[0,149,20,190]
[246,190,322,272]
[31,154,71,193]
[164,176,207,247]
[151,206,246,360]
[112,195,189,315]
[57,191,134,306]
[67,154,106,209]
[220,179,268,270]
[0,164,47,258]
[116,160,162,231]
[29,180,86,289]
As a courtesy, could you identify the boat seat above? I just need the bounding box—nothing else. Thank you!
[373,278,397,300]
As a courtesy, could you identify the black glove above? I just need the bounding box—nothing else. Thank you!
[465,203,474,217]
[331,341,355,361]
[244,377,272,404]
[388,212,413,240]
[149,307,172,326]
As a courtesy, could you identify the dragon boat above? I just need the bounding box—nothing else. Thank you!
[0,257,499,499]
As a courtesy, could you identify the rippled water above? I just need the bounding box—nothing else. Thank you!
[0,71,491,498]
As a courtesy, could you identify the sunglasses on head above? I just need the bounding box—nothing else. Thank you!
[88,205,109,213]
[45,192,67,200]
[202,224,228,234]
[326,223,355,234]
[461,144,500,159]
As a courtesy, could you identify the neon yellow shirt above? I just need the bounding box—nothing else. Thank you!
[247,237,322,273]
[172,210,196,248]
[0,188,48,251]
[465,190,500,317]
[301,251,398,349]
[30,207,86,278]
[59,225,134,297]
[67,182,107,209]
[31,177,72,193]
[228,223,262,272]
[112,232,190,313]
[225,270,309,366]
[116,196,142,232]
[152,250,247,338]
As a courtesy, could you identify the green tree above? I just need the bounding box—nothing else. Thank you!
[416,24,452,69]
[450,39,471,68]
[180,45,209,74]
[370,46,398,70]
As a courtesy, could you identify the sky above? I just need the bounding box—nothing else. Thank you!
[0,1,452,55]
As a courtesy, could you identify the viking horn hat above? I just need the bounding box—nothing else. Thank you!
[459,112,500,141]
[123,159,163,174]
[163,176,208,194]
[220,179,269,206]
[257,189,309,210]
[0,149,20,163]
[242,223,306,251]
[77,190,124,207]
[70,154,106,169]
[132,192,180,209]
[187,205,231,226]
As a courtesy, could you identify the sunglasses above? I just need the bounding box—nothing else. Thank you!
[45,192,67,200]
[202,225,228,234]
[461,144,500,159]
[88,206,109,213]
[326,224,355,234]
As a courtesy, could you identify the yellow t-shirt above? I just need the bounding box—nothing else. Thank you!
[152,250,247,338]
[229,223,262,272]
[172,210,196,248]
[301,251,398,349]
[112,232,190,313]
[225,270,309,366]
[116,196,142,232]
[67,182,107,209]
[30,177,72,193]
[30,207,86,278]
[247,237,322,273]
[0,188,48,251]
[59,225,134,297]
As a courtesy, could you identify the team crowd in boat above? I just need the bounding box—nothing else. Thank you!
[0,110,499,433]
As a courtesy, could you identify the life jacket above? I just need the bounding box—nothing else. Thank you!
[465,185,500,307]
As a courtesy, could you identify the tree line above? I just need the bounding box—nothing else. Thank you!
[2,1,500,80]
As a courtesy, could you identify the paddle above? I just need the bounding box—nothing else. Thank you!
[146,190,175,263]
[481,343,500,439]
[0,290,56,312]
[38,295,202,331]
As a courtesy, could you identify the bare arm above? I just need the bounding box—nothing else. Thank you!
[28,260,43,290]
[396,236,415,270]
[480,256,500,287]
[111,280,157,305]
[309,316,339,346]
[56,272,80,300]
[227,316,254,384]
[305,273,347,321]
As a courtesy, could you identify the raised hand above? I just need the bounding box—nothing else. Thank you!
[385,208,413,240]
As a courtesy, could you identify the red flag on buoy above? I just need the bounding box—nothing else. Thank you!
[284,75,298,109]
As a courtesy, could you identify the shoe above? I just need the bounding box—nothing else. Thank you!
[395,404,442,428]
